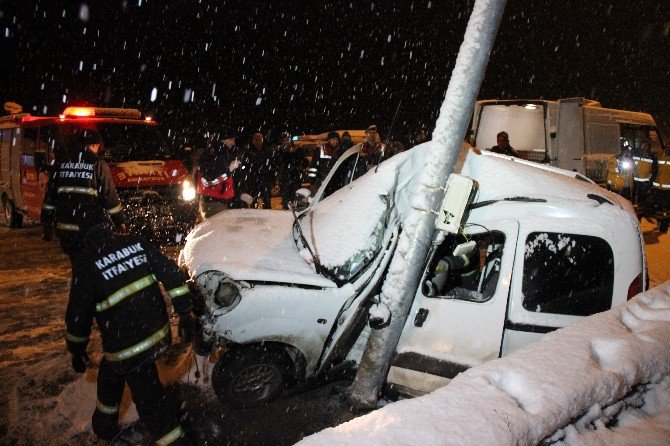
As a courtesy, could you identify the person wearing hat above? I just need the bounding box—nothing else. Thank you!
[362,125,386,169]
[306,131,345,188]
[41,128,127,261]
[196,127,241,218]
[277,132,308,209]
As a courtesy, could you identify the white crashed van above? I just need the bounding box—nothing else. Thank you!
[179,143,646,405]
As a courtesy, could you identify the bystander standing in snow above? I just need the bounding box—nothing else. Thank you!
[340,131,355,151]
[277,132,308,209]
[306,131,346,190]
[196,128,241,218]
[239,132,275,209]
[361,125,386,169]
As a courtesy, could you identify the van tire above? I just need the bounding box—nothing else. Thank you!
[211,344,292,407]
[2,198,23,228]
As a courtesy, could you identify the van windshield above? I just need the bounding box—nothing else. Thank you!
[476,103,546,161]
[60,123,172,162]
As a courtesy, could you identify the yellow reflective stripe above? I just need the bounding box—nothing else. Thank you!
[106,203,123,215]
[105,323,170,362]
[57,186,98,196]
[156,425,185,446]
[96,274,157,312]
[57,222,80,231]
[96,399,119,415]
[65,332,88,343]
[42,204,55,210]
[167,285,189,299]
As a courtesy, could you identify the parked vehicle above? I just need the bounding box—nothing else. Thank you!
[468,98,663,187]
[179,143,646,405]
[0,106,197,243]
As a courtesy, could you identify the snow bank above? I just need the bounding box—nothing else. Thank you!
[297,281,670,446]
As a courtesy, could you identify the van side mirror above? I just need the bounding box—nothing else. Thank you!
[435,174,477,234]
[293,188,312,211]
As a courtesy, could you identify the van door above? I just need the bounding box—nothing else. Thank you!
[387,219,518,396]
[19,127,41,219]
[9,128,24,209]
[556,98,586,173]
[0,129,11,196]
[503,225,617,355]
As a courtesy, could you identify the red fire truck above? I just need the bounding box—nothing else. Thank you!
[0,106,197,243]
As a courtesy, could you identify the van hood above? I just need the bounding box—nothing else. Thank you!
[180,210,337,288]
[110,160,187,188]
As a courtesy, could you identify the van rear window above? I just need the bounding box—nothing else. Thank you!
[522,232,613,316]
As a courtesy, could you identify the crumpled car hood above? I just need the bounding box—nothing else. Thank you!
[180,209,337,288]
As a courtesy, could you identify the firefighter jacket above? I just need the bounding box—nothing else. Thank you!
[633,152,659,183]
[42,148,126,234]
[306,143,345,183]
[653,152,670,191]
[65,228,193,371]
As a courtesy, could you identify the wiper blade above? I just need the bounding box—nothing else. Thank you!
[290,207,344,286]
[468,196,547,210]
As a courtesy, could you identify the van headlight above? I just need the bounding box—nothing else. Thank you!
[182,179,196,201]
[196,271,245,312]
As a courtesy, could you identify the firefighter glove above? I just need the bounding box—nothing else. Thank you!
[71,352,89,373]
[178,312,196,343]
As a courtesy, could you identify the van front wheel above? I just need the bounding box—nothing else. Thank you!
[3,198,23,228]
[211,345,292,407]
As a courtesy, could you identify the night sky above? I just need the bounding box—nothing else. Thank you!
[2,0,669,148]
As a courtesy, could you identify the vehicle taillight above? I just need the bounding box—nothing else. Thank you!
[627,274,642,300]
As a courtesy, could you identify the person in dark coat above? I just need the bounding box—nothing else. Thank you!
[361,125,386,169]
[65,225,195,445]
[277,132,308,209]
[41,129,126,260]
[306,131,346,189]
[196,128,241,218]
[490,131,521,157]
[238,132,276,209]
[340,131,355,152]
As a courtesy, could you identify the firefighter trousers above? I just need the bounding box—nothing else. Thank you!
[93,359,191,445]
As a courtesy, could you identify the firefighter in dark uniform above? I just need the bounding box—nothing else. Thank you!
[41,130,126,259]
[65,225,196,445]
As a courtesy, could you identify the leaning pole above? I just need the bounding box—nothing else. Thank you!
[347,0,508,410]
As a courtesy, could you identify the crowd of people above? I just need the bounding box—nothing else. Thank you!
[192,124,427,219]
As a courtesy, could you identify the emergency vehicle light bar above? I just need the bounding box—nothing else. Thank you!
[62,107,143,119]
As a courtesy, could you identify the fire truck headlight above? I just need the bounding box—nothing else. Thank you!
[182,179,197,201]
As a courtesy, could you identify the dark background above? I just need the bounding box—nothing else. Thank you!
[2,0,669,148]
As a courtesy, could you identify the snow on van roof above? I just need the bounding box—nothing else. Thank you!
[462,150,631,210]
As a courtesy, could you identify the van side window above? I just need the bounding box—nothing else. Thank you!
[522,232,613,316]
[23,128,38,155]
[422,231,506,302]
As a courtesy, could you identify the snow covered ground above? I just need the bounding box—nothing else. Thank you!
[0,218,667,445]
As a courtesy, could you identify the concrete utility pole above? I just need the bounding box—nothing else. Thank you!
[347,0,508,410]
